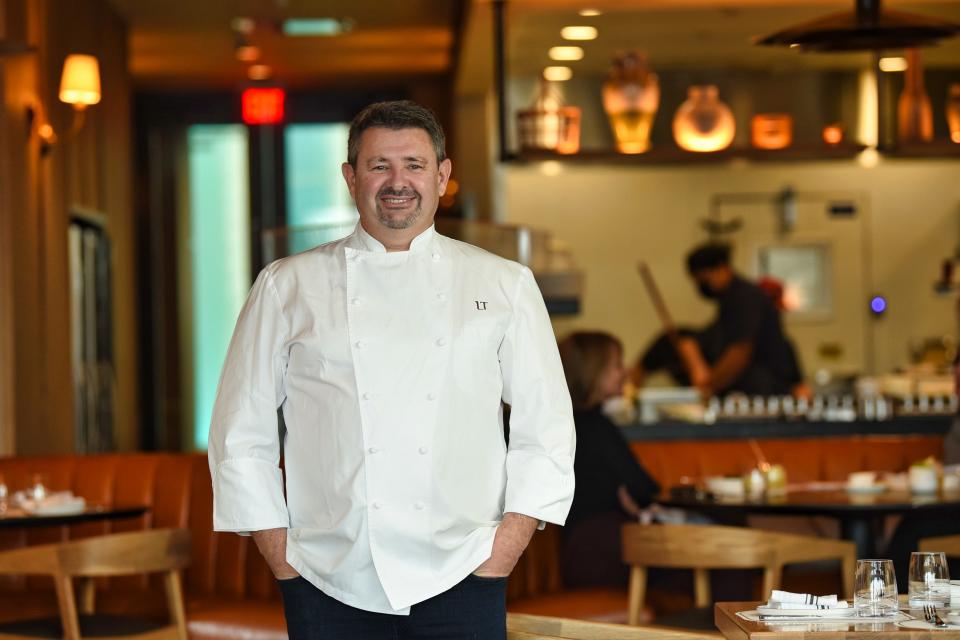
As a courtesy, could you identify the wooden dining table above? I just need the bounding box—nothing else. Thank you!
[662,486,960,558]
[0,505,148,529]
[716,602,960,640]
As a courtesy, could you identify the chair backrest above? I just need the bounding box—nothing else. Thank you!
[621,524,780,570]
[508,613,720,640]
[919,535,960,557]
[620,523,855,625]
[56,528,191,577]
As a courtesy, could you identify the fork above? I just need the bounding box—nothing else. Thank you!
[923,604,949,628]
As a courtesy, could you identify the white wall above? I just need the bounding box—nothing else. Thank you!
[503,158,960,377]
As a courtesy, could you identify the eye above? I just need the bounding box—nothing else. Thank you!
[408,163,425,171]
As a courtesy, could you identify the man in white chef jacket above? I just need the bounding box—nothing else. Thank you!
[208,100,576,639]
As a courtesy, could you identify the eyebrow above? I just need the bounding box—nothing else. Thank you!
[365,155,429,165]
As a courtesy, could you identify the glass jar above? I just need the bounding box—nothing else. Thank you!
[516,80,581,154]
[672,85,735,152]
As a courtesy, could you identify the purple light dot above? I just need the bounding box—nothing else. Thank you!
[870,296,887,314]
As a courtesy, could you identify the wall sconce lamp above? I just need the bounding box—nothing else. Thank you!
[25,101,57,157]
[58,54,101,135]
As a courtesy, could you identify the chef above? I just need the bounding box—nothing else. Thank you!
[207,100,575,639]
[679,242,806,397]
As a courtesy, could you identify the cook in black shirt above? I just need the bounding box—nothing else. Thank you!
[683,243,804,397]
[557,331,660,588]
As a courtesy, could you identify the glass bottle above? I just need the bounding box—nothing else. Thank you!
[672,85,735,152]
[947,83,960,144]
[602,52,659,154]
[897,48,933,145]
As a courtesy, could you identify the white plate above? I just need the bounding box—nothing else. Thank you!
[845,484,886,494]
[898,620,960,630]
[22,498,86,516]
[756,607,857,619]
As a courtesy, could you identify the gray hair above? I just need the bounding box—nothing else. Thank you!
[347,100,446,168]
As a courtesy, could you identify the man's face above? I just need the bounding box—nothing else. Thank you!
[692,266,730,299]
[341,126,451,237]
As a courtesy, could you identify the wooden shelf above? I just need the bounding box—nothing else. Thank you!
[881,141,960,158]
[509,144,868,165]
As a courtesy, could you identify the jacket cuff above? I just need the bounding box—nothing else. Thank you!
[504,451,574,526]
[212,457,289,533]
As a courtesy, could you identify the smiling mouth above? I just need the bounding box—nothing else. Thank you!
[381,197,415,206]
[377,189,420,210]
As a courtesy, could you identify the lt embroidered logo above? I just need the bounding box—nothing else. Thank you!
[475,301,488,311]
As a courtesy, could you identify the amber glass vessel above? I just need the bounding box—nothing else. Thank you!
[602,52,659,154]
[897,48,933,144]
[947,83,960,144]
[672,85,735,152]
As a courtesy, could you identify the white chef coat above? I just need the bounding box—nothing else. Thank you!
[208,223,576,614]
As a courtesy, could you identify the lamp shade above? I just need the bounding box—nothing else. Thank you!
[59,54,101,107]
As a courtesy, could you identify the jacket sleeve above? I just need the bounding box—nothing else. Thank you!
[208,266,290,534]
[499,266,576,526]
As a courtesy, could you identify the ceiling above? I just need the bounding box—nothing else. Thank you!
[107,0,461,89]
[107,0,960,90]
[507,0,960,76]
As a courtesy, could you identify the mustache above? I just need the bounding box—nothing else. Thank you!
[377,187,420,199]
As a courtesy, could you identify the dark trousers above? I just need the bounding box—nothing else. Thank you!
[278,574,507,640]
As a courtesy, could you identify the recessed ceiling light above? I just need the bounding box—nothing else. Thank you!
[878,56,908,72]
[549,46,584,61]
[236,45,261,63]
[578,8,602,17]
[543,66,573,82]
[248,64,272,81]
[231,17,256,34]
[282,18,354,37]
[561,26,598,41]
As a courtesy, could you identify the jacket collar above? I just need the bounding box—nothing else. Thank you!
[348,221,436,254]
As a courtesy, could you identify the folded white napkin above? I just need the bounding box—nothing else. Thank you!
[20,491,86,515]
[766,590,848,610]
[950,580,960,603]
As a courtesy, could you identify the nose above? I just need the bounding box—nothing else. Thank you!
[385,166,411,189]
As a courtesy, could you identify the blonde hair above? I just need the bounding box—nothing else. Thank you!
[558,331,623,410]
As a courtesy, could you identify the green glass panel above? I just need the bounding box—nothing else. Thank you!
[186,125,250,450]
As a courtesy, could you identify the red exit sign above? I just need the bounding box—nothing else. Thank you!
[242,88,285,125]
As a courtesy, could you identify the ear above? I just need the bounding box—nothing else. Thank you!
[341,162,357,200]
[437,158,452,195]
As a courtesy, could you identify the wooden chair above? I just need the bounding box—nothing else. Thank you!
[508,613,720,640]
[919,534,960,557]
[0,528,191,640]
[622,523,855,626]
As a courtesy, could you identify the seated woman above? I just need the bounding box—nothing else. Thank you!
[558,331,660,589]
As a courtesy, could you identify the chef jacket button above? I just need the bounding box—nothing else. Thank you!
[372,501,381,510]
[419,446,429,455]
[436,292,446,301]
[414,502,425,511]
[354,340,365,349]
[362,392,372,400]
[432,253,441,262]
[351,297,361,306]
[435,337,447,347]
[367,446,378,454]
[426,393,436,401]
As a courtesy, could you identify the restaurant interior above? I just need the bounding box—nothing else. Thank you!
[2,0,960,638]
